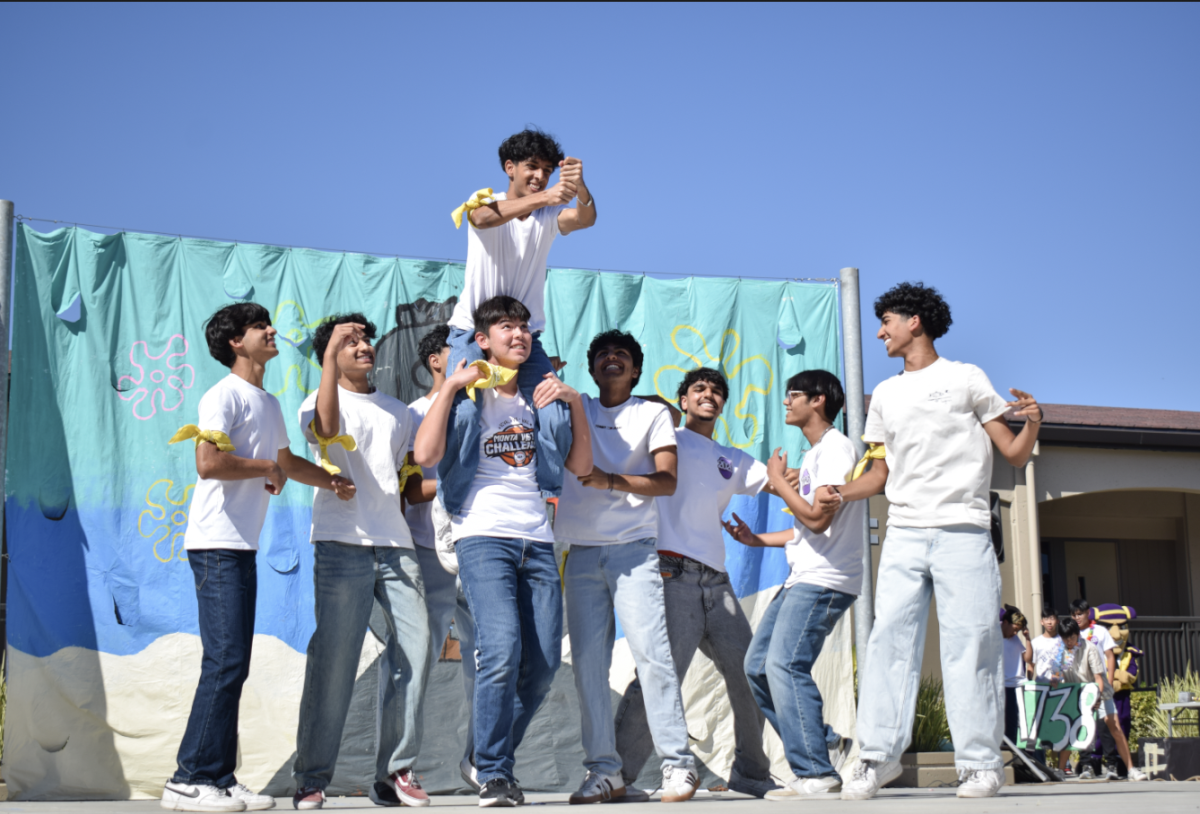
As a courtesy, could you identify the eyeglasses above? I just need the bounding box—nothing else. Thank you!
[784,391,809,404]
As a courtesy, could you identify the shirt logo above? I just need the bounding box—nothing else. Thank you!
[717,456,734,480]
[483,418,536,468]
[801,469,812,496]
[927,389,951,403]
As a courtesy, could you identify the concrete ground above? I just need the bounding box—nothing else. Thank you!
[0,783,1197,813]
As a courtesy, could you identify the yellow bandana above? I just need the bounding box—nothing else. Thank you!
[308,419,357,475]
[398,462,423,492]
[849,442,887,481]
[169,425,235,452]
[451,188,496,229]
[465,359,518,402]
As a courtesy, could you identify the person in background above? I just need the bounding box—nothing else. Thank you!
[1070,599,1117,779]
[1000,606,1035,763]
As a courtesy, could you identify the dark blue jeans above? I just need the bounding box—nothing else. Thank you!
[456,536,562,784]
[744,581,855,779]
[172,549,258,788]
[436,328,570,516]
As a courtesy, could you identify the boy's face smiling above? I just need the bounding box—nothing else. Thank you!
[877,311,919,358]
[680,380,725,421]
[337,333,376,376]
[1072,609,1090,629]
[235,320,279,364]
[477,318,531,369]
[591,343,638,390]
[505,157,557,198]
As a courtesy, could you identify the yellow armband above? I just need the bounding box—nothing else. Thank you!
[169,425,235,452]
[848,441,886,482]
[465,359,518,402]
[308,419,357,475]
[451,188,496,229]
[398,462,423,492]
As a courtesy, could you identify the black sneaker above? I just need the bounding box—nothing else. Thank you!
[479,778,523,808]
[368,782,400,807]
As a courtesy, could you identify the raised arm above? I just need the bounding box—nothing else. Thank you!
[556,157,596,236]
[983,388,1042,467]
[313,323,363,437]
[413,361,484,468]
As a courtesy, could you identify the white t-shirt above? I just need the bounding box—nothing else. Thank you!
[655,427,768,571]
[1003,634,1028,688]
[1082,623,1116,655]
[184,374,290,551]
[407,394,439,549]
[298,387,414,548]
[555,394,677,546]
[864,358,1009,529]
[449,191,567,334]
[451,388,554,543]
[784,428,866,595]
[1032,635,1064,682]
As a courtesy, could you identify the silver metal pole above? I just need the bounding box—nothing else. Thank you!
[0,201,13,624]
[839,266,873,684]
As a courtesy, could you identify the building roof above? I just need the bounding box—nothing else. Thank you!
[1008,403,1200,450]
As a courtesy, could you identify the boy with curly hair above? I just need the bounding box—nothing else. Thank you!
[820,282,1044,800]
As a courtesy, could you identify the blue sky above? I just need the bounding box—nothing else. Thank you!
[3,3,1197,410]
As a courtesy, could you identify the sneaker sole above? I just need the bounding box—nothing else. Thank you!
[956,787,1002,798]
[241,801,276,811]
[570,786,626,805]
[604,790,650,803]
[728,782,782,798]
[661,788,697,803]
[840,762,902,801]
[478,798,518,808]
[161,798,247,813]
[393,788,431,808]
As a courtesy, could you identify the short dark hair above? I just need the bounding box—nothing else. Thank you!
[1070,599,1091,614]
[417,324,451,373]
[874,282,953,340]
[499,128,565,171]
[473,296,531,337]
[205,302,271,368]
[312,313,377,366]
[587,329,645,388]
[1058,617,1081,639]
[1042,605,1059,619]
[676,367,729,405]
[785,369,846,422]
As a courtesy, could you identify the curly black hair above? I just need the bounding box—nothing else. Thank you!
[676,367,729,406]
[587,329,644,388]
[499,128,564,171]
[312,313,378,366]
[205,302,271,367]
[785,369,845,422]
[417,324,451,373]
[874,282,953,340]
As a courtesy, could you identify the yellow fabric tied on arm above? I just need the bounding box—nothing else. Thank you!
[465,359,517,402]
[451,188,496,229]
[781,437,886,515]
[308,419,357,475]
[398,462,423,492]
[169,425,235,452]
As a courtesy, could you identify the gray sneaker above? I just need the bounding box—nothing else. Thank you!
[606,785,651,803]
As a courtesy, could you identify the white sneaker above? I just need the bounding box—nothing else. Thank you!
[1128,767,1148,782]
[840,760,902,801]
[956,768,1005,798]
[661,766,700,803]
[569,770,625,804]
[161,782,247,812]
[227,784,275,811]
[829,737,854,774]
[766,776,841,800]
[727,767,781,798]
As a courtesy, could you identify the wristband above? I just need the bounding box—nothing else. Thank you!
[607,472,614,492]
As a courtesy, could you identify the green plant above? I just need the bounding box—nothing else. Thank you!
[1141,666,1200,740]
[911,675,951,753]
[1129,687,1160,753]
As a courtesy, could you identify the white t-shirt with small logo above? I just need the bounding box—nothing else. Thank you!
[555,394,677,546]
[407,393,439,549]
[864,358,1009,529]
[184,374,291,551]
[299,387,414,548]
[451,388,553,543]
[1082,623,1116,654]
[784,428,865,595]
[449,191,567,334]
[1032,635,1064,682]
[655,427,768,571]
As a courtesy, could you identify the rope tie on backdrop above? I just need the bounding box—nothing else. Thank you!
[308,419,357,475]
[168,425,235,452]
[464,359,517,402]
[451,188,495,229]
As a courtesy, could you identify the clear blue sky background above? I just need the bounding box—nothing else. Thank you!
[3,3,1197,410]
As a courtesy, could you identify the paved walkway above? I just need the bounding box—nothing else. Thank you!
[0,782,1196,812]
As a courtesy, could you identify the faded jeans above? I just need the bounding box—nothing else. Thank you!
[856,524,1004,771]
[745,582,855,779]
[437,328,570,515]
[414,543,476,761]
[565,540,695,778]
[457,536,562,783]
[293,543,431,789]
[615,554,773,785]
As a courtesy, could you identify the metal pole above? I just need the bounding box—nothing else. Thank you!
[0,201,13,649]
[839,266,874,684]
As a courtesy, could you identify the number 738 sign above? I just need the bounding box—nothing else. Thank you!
[1015,681,1100,751]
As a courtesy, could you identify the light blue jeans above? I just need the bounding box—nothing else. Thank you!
[456,536,562,784]
[414,544,476,761]
[856,525,1004,771]
[565,540,695,778]
[744,582,854,779]
[294,543,431,789]
[436,328,571,515]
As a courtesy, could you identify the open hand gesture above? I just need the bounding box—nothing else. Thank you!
[533,371,580,410]
[1008,388,1043,424]
[722,512,765,547]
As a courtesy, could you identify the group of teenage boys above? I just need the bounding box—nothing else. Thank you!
[161,129,1055,811]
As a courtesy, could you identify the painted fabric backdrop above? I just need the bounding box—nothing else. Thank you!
[5,225,848,799]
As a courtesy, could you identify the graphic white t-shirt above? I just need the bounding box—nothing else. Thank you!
[299,387,414,548]
[451,388,553,543]
[555,394,677,546]
[406,394,439,549]
[655,427,768,571]
[184,374,290,551]
[1032,635,1064,682]
[449,191,567,334]
[1082,623,1116,655]
[864,358,1009,529]
[784,428,866,595]
[1003,635,1028,688]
